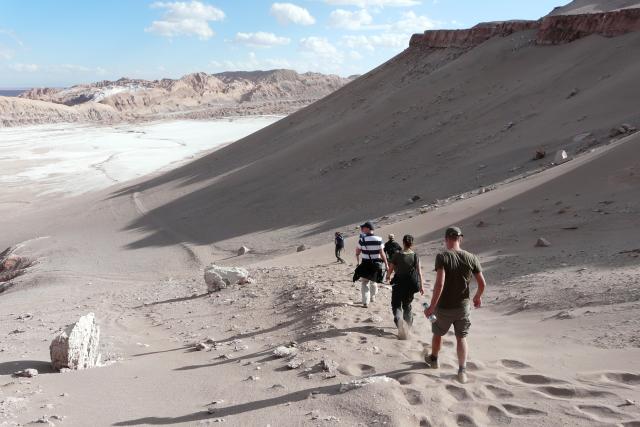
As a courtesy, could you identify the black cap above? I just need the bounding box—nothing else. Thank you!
[445,227,463,238]
[360,221,374,230]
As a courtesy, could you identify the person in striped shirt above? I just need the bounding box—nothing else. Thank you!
[356,221,389,308]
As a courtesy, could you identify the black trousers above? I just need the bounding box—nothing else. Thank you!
[391,286,415,326]
[335,246,344,262]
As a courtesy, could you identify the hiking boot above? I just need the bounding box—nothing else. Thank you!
[424,354,439,369]
[457,369,468,384]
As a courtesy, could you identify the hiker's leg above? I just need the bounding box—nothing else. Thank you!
[360,278,370,305]
[391,288,401,326]
[402,291,414,326]
[456,336,468,370]
[431,334,442,357]
[370,281,378,302]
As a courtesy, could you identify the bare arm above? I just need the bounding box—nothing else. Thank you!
[417,258,425,295]
[473,272,486,308]
[355,247,361,264]
[379,249,389,271]
[425,268,445,317]
[387,261,395,283]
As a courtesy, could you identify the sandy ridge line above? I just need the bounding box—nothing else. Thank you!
[131,191,204,267]
[258,135,639,268]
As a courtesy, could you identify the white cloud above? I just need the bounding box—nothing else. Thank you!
[299,37,340,58]
[325,0,420,7]
[9,63,39,72]
[342,33,407,51]
[146,1,225,40]
[0,29,24,47]
[234,32,291,47]
[210,52,292,71]
[392,11,438,32]
[0,46,13,60]
[329,9,374,30]
[270,3,316,26]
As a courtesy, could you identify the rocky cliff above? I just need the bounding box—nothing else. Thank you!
[537,8,640,44]
[3,69,351,127]
[409,20,539,49]
[410,7,640,49]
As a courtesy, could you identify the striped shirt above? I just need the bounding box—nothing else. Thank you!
[358,233,385,261]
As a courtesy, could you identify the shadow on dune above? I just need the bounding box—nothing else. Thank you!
[133,293,209,309]
[0,360,54,375]
[108,33,640,252]
[174,324,396,372]
[112,362,425,426]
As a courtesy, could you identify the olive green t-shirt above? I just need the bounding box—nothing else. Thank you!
[434,249,482,309]
[391,250,419,276]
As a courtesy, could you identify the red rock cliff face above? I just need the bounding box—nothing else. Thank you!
[410,9,640,49]
[409,20,539,49]
[537,8,640,44]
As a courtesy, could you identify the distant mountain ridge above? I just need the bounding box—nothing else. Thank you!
[1,69,351,127]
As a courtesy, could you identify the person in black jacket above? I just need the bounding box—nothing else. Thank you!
[384,234,402,280]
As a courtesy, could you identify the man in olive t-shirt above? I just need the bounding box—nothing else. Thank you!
[423,227,487,384]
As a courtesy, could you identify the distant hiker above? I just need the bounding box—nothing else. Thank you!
[353,221,389,308]
[384,234,402,260]
[423,227,486,384]
[386,234,424,335]
[383,233,402,280]
[334,232,345,263]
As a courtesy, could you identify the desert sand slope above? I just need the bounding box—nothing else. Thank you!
[1,133,638,427]
[112,30,640,254]
[550,0,640,15]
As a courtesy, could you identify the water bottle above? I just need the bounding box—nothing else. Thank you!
[422,302,437,323]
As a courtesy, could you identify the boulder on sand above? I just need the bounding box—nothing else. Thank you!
[554,150,569,164]
[296,245,307,252]
[237,246,250,256]
[204,264,250,292]
[535,237,551,248]
[50,313,101,371]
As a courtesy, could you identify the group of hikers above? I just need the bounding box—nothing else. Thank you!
[336,221,487,384]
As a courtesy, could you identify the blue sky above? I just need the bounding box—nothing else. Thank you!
[0,0,564,88]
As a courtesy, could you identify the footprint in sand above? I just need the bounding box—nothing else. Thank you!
[503,403,547,417]
[536,385,617,400]
[446,384,472,401]
[455,414,478,427]
[402,388,426,406]
[487,405,512,425]
[338,363,376,376]
[500,359,530,369]
[485,384,515,399]
[578,404,628,422]
[604,372,640,386]
[513,374,565,385]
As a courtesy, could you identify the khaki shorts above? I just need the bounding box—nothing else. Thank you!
[432,301,471,338]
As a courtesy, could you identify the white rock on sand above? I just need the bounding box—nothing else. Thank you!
[204,265,250,293]
[273,346,298,358]
[339,376,396,392]
[49,313,101,371]
[237,246,250,256]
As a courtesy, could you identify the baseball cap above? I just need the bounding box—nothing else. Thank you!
[445,227,463,238]
[360,221,374,230]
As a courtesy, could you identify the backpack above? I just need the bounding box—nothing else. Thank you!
[335,235,345,248]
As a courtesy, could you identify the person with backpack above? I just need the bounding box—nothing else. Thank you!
[386,235,424,335]
[334,232,345,263]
